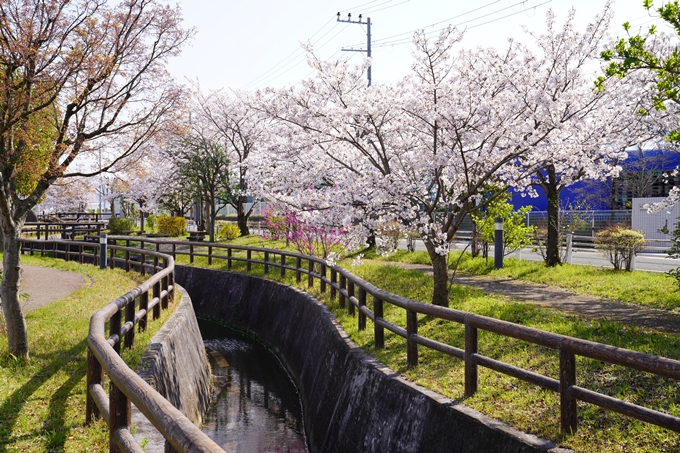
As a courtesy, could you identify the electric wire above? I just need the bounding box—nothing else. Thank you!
[371,0,552,48]
[251,24,351,90]
[242,18,335,89]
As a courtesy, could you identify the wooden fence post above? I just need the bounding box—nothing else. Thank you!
[86,348,103,423]
[108,307,128,453]
[247,249,252,271]
[161,275,169,310]
[374,295,384,349]
[339,274,346,308]
[560,349,578,434]
[280,254,286,277]
[348,281,355,316]
[330,268,337,299]
[358,287,366,330]
[190,244,194,264]
[153,282,161,320]
[308,259,314,288]
[208,245,213,265]
[124,299,135,349]
[407,309,418,368]
[465,323,478,397]
[320,264,326,292]
[139,291,149,333]
[228,247,232,269]
[264,251,269,274]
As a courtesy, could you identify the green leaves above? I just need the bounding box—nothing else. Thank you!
[600,0,680,141]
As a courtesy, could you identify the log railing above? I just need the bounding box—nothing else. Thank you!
[23,235,680,442]
[83,235,680,437]
[19,238,224,453]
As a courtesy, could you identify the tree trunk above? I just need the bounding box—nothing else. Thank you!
[209,201,216,243]
[545,165,561,267]
[424,240,450,307]
[1,220,29,359]
[236,196,250,236]
[139,211,145,234]
[471,222,480,258]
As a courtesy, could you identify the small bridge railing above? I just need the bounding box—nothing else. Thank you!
[82,235,680,437]
[19,238,224,453]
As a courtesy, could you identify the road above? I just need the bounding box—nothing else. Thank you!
[398,239,680,274]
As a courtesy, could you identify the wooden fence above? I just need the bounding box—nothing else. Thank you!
[20,238,224,453]
[94,235,680,436]
[19,235,680,449]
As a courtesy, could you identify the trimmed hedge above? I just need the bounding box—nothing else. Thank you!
[158,216,187,237]
[107,217,133,234]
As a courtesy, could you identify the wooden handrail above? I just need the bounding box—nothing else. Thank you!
[35,235,680,437]
[95,236,680,436]
[20,238,224,453]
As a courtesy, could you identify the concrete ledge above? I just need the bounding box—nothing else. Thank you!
[176,266,573,453]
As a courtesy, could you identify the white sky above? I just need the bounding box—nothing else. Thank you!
[167,0,665,92]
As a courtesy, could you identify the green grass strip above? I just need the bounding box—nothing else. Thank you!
[0,254,177,453]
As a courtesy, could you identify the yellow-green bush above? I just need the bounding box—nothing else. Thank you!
[594,226,645,271]
[158,216,187,236]
[218,222,241,240]
[107,217,133,234]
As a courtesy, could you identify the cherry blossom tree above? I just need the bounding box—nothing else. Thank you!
[256,30,544,307]
[255,5,658,306]
[601,0,680,214]
[193,90,270,236]
[0,0,191,358]
[504,5,662,266]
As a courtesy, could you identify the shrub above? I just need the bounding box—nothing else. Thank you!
[594,226,645,271]
[146,214,157,233]
[218,223,241,240]
[158,216,187,237]
[107,217,133,234]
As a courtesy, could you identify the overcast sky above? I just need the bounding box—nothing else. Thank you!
[167,0,663,92]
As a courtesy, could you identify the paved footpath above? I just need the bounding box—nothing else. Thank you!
[1,265,88,312]
[387,262,680,335]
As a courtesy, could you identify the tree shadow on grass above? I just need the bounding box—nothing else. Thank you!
[0,337,88,453]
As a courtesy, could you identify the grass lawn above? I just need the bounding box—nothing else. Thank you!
[0,254,177,453]
[347,247,680,313]
[178,237,680,453]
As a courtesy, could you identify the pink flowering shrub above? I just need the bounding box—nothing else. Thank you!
[262,209,347,259]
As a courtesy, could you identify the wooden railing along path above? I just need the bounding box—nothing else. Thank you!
[19,235,680,450]
[20,238,224,453]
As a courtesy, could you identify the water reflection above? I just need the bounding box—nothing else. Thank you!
[199,319,309,453]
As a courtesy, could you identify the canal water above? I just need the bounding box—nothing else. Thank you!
[199,319,309,453]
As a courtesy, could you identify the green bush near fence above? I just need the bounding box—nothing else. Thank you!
[218,222,241,240]
[107,217,133,234]
[594,226,645,271]
[158,216,186,237]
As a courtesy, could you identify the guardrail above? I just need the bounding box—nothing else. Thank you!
[19,238,224,453]
[83,235,680,437]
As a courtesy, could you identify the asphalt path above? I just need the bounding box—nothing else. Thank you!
[398,239,680,273]
[0,265,87,312]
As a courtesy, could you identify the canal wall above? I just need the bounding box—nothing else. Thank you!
[176,266,571,453]
[137,285,212,426]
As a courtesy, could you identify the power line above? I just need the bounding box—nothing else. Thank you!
[241,17,339,90]
[251,23,352,90]
[372,0,553,49]
[343,0,501,48]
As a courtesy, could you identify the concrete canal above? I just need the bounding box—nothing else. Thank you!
[199,319,309,452]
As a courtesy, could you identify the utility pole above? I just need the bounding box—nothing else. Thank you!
[337,12,372,87]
